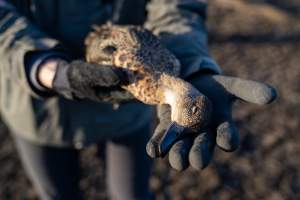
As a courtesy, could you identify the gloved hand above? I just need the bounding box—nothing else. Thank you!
[146,73,277,171]
[39,59,134,103]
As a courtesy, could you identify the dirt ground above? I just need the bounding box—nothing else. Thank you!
[0,0,300,199]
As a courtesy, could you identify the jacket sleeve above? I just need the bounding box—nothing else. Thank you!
[0,1,61,97]
[145,0,221,78]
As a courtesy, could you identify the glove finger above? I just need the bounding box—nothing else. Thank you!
[94,65,125,87]
[95,88,135,103]
[147,122,186,158]
[157,104,172,123]
[146,105,173,158]
[168,137,194,171]
[189,132,215,170]
[214,75,277,105]
[216,120,240,152]
[108,90,135,101]
[68,61,122,87]
[146,123,168,158]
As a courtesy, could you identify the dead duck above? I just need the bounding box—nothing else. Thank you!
[85,23,212,141]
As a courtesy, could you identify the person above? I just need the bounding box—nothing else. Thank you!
[0,0,277,199]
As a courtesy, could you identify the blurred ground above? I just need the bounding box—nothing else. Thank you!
[0,0,300,199]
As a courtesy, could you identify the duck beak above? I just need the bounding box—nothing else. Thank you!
[158,122,187,157]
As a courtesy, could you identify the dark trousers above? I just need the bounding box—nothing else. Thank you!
[13,125,152,200]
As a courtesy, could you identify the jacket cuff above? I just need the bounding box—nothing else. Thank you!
[25,51,70,97]
[181,56,222,79]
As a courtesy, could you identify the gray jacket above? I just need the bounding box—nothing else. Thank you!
[0,0,220,147]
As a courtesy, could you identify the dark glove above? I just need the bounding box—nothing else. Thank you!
[147,74,277,171]
[53,60,134,103]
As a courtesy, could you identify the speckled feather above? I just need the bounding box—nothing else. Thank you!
[85,24,180,104]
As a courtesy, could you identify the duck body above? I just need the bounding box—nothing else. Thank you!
[85,24,211,131]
